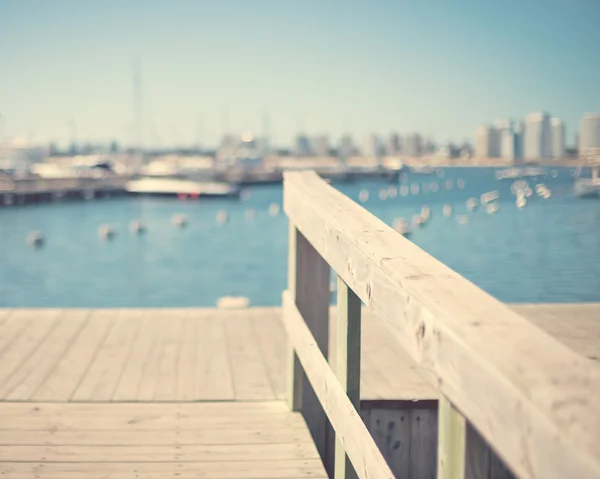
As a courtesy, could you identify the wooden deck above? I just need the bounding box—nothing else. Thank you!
[0,304,598,478]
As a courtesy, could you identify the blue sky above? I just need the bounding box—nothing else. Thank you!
[0,0,599,148]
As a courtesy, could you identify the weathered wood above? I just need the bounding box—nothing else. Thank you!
[465,423,491,479]
[368,407,412,478]
[411,409,438,479]
[287,222,304,411]
[335,276,362,479]
[287,224,332,469]
[283,170,600,479]
[437,396,466,479]
[282,291,394,479]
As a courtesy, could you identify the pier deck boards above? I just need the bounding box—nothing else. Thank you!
[0,305,597,478]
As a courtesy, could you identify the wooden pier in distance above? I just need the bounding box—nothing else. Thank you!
[0,170,599,479]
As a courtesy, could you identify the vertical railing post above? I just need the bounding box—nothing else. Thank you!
[437,395,467,479]
[334,276,361,479]
[286,220,331,470]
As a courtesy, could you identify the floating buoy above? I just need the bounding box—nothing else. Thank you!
[466,198,479,211]
[457,178,465,189]
[445,179,454,190]
[27,231,44,247]
[172,214,187,228]
[359,190,369,202]
[216,210,228,224]
[430,182,439,193]
[98,225,115,240]
[412,214,425,227]
[245,209,256,220]
[516,196,527,208]
[129,220,146,234]
[486,203,499,214]
[457,215,469,224]
[393,218,411,236]
[388,187,397,198]
[443,204,453,217]
[216,296,250,310]
[378,189,388,200]
[410,184,420,195]
[240,190,252,201]
[268,203,280,216]
[399,185,409,197]
[551,170,558,178]
[421,205,431,221]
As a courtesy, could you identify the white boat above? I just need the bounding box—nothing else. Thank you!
[125,176,240,198]
[574,167,600,198]
[495,167,547,180]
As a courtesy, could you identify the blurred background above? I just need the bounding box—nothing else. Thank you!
[1,0,599,307]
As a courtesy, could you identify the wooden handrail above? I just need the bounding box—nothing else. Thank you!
[283,170,600,479]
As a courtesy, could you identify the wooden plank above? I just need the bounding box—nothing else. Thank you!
[0,460,328,479]
[466,423,491,479]
[32,310,115,401]
[411,408,438,479]
[175,313,199,400]
[282,291,394,479]
[283,170,600,479]
[195,314,234,400]
[0,310,35,357]
[112,312,157,400]
[154,313,184,400]
[334,275,361,479]
[0,309,11,328]
[0,311,89,400]
[0,443,321,462]
[72,311,140,401]
[251,310,287,400]
[224,313,274,400]
[368,408,411,479]
[437,396,466,479]
[287,222,304,411]
[0,311,61,396]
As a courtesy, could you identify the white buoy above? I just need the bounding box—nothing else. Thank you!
[359,190,369,202]
[551,169,558,178]
[466,198,479,211]
[486,203,500,214]
[98,225,115,240]
[399,185,409,197]
[268,203,280,216]
[216,210,229,224]
[388,186,397,198]
[27,231,44,247]
[443,204,453,217]
[457,178,465,189]
[172,214,187,228]
[129,220,146,234]
[457,215,469,224]
[245,209,256,220]
[240,190,252,201]
[378,189,388,200]
[393,218,411,236]
[216,296,250,310]
[412,214,425,227]
[430,182,439,192]
[410,184,420,195]
[516,196,527,209]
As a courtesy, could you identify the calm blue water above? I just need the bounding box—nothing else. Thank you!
[1,167,599,307]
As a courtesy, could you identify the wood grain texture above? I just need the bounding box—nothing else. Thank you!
[283,170,600,479]
[437,396,466,479]
[282,291,394,479]
[411,409,438,479]
[0,401,328,479]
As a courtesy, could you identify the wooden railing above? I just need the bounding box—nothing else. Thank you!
[282,170,600,479]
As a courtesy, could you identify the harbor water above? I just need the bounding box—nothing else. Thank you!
[1,167,599,307]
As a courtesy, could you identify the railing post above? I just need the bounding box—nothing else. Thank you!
[437,395,466,479]
[286,220,331,469]
[334,276,361,479]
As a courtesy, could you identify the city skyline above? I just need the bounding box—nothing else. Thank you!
[1,0,599,147]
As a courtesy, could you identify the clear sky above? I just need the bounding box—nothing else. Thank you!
[0,0,599,148]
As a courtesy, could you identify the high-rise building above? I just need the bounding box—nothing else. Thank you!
[294,134,312,157]
[579,113,600,155]
[386,133,402,155]
[338,134,356,158]
[362,133,382,158]
[524,112,551,160]
[404,133,423,157]
[312,134,330,157]
[474,125,501,158]
[551,118,566,158]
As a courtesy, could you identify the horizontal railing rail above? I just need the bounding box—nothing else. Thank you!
[283,170,600,479]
